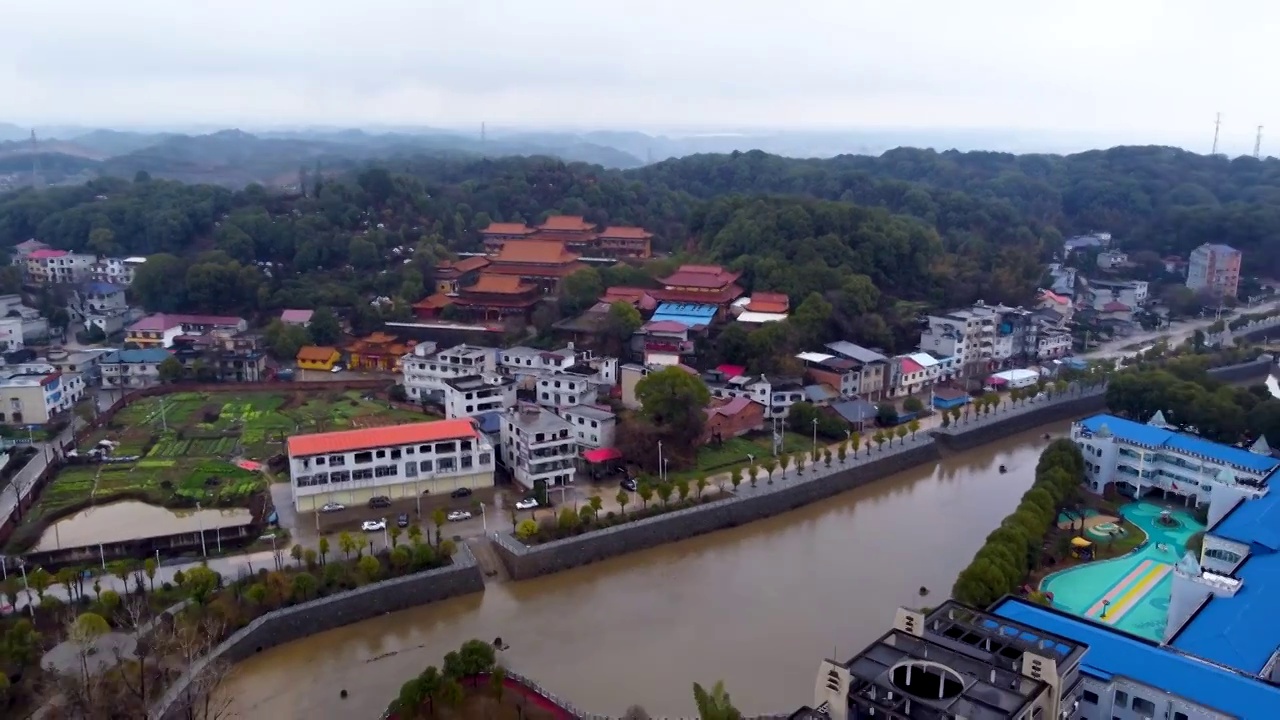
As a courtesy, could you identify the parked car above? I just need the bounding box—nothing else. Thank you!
[396,513,410,528]
[620,478,637,492]
[361,518,386,532]
[320,502,346,513]
[451,487,473,499]
[330,364,344,374]
[514,498,539,510]
[446,510,472,522]
[368,496,391,509]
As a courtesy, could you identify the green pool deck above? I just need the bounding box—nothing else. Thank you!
[1041,502,1203,641]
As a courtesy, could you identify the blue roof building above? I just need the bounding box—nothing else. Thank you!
[1071,413,1279,515]
[994,596,1280,719]
[648,302,718,329]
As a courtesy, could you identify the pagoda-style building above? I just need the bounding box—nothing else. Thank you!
[478,217,654,258]
[413,275,543,322]
[484,240,586,293]
[343,332,412,372]
[533,215,598,251]
[651,265,745,311]
[433,256,490,294]
[597,226,653,258]
[480,222,537,252]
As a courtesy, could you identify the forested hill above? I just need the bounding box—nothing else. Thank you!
[636,146,1280,276]
[0,145,1275,351]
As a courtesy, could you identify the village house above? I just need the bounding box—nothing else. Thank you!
[343,332,412,372]
[280,309,314,327]
[90,256,146,285]
[125,313,248,348]
[296,346,341,371]
[701,397,766,445]
[0,363,85,425]
[559,404,617,450]
[499,404,578,490]
[401,344,496,402]
[100,348,172,390]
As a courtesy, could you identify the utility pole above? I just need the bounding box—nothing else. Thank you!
[1212,112,1222,155]
[1255,126,1264,159]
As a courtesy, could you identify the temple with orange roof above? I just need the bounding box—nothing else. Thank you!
[478,216,653,258]
[414,274,544,321]
[650,264,745,316]
[433,255,490,294]
[479,222,537,252]
[343,332,413,372]
[483,240,586,292]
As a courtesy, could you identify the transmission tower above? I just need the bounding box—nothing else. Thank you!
[28,130,45,188]
[1212,112,1222,155]
[1255,126,1264,159]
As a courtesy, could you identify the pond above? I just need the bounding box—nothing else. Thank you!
[32,500,254,551]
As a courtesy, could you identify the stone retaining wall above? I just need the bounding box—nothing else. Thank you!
[492,438,942,580]
[153,545,485,720]
[931,389,1107,452]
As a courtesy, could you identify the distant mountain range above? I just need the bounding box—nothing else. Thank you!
[0,125,651,188]
[0,121,1195,190]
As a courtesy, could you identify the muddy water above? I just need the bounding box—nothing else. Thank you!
[223,421,1068,719]
[33,501,253,551]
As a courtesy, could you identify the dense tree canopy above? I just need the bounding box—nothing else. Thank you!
[4,145,1280,342]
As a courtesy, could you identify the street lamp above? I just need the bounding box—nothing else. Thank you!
[479,501,487,532]
[657,440,664,483]
[663,458,669,483]
[812,418,818,460]
[196,501,207,558]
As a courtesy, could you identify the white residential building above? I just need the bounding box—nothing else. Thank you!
[0,317,23,353]
[443,373,517,419]
[559,405,617,450]
[401,343,496,402]
[707,373,806,420]
[1083,278,1148,314]
[499,344,580,376]
[1096,250,1129,269]
[535,373,598,410]
[286,419,494,513]
[1037,330,1073,359]
[887,352,942,398]
[0,364,85,424]
[99,348,173,390]
[91,256,147,285]
[24,250,96,284]
[500,405,577,489]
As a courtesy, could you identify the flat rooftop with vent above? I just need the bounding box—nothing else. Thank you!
[791,600,1085,720]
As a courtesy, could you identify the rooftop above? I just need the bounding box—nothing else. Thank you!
[658,264,741,289]
[1211,487,1280,549]
[464,274,537,295]
[490,240,580,265]
[1077,414,1280,475]
[562,404,616,421]
[898,357,925,375]
[1170,547,1280,674]
[280,309,314,324]
[295,346,338,363]
[480,222,535,235]
[744,292,790,314]
[287,419,478,457]
[437,256,491,275]
[706,396,757,418]
[825,341,887,364]
[28,249,69,259]
[597,225,651,239]
[445,373,514,392]
[81,281,123,295]
[648,302,718,329]
[128,313,244,333]
[993,596,1280,719]
[506,405,574,434]
[536,215,596,232]
[101,348,173,364]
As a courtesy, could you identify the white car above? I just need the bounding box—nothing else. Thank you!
[514,498,539,510]
[320,502,345,513]
[361,519,386,532]
[330,364,344,374]
[446,510,472,522]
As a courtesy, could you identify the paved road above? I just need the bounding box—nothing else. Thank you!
[1083,299,1280,361]
[0,417,84,531]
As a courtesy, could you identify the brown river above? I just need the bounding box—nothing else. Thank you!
[223,421,1067,719]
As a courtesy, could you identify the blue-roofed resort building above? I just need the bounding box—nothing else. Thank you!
[1072,412,1278,523]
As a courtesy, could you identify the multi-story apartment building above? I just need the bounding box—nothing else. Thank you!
[559,404,617,450]
[0,317,23,353]
[172,336,267,383]
[1186,243,1242,300]
[499,405,577,490]
[886,352,944,398]
[823,341,889,400]
[535,373,598,410]
[707,373,806,420]
[1081,278,1148,315]
[286,419,494,512]
[100,348,172,390]
[499,344,583,376]
[0,364,85,424]
[1037,330,1073,360]
[918,302,1043,380]
[24,250,96,284]
[1072,413,1278,518]
[443,374,517,419]
[400,343,496,402]
[90,256,147,285]
[69,282,131,336]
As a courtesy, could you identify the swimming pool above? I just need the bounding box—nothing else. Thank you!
[1040,502,1203,640]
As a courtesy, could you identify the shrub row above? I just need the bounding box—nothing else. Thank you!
[951,439,1085,609]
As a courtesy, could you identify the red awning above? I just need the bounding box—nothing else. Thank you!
[582,448,622,463]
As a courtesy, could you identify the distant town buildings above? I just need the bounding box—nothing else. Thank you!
[1186,243,1242,300]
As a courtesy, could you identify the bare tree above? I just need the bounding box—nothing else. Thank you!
[165,614,234,720]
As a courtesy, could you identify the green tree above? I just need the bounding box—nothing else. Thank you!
[902,396,924,414]
[158,356,184,383]
[636,366,712,440]
[675,479,691,502]
[907,419,921,438]
[515,519,539,541]
[778,452,791,478]
[183,565,219,605]
[290,543,304,567]
[28,566,52,602]
[432,508,447,547]
[408,524,423,546]
[895,425,909,445]
[762,458,776,484]
[291,572,318,601]
[357,555,382,582]
[638,482,654,509]
[318,536,330,565]
[696,475,709,498]
[560,267,604,315]
[616,489,630,515]
[605,301,644,349]
[657,482,674,507]
[308,307,342,345]
[587,494,604,521]
[143,557,157,592]
[264,318,311,360]
[338,532,357,560]
[692,680,743,720]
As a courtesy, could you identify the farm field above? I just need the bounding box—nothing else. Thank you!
[27,389,435,527]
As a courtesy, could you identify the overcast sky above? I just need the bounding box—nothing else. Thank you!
[1,0,1273,152]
